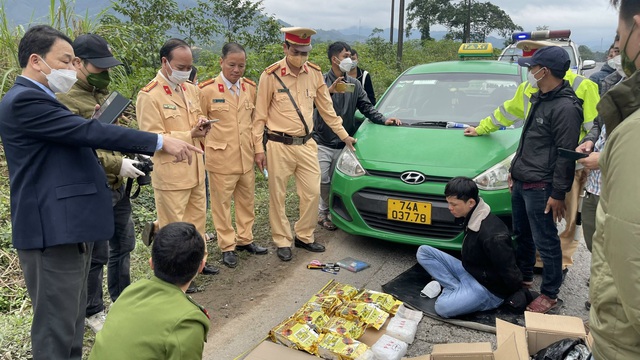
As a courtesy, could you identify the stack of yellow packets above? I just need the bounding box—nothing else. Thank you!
[269,281,404,360]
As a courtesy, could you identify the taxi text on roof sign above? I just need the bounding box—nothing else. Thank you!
[458,43,494,58]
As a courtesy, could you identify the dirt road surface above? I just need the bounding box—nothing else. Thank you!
[193,226,591,359]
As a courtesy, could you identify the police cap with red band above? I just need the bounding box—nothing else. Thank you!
[281,27,316,52]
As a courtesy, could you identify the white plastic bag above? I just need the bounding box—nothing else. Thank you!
[395,303,423,323]
[370,334,408,360]
[386,316,418,344]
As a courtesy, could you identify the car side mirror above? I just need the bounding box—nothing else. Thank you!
[582,60,596,70]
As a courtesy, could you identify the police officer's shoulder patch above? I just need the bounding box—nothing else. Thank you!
[242,77,256,87]
[307,62,322,72]
[141,80,158,92]
[265,62,281,75]
[198,78,216,89]
[186,295,210,319]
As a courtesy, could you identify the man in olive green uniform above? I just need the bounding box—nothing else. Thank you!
[136,38,218,277]
[199,43,267,268]
[253,27,357,262]
[56,34,142,333]
[89,222,210,360]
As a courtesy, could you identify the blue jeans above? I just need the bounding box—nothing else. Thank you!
[416,245,503,318]
[511,181,562,299]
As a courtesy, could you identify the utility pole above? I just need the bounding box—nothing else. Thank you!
[397,0,405,66]
[465,0,472,43]
[390,0,395,44]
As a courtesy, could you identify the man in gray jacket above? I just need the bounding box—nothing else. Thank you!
[312,41,399,230]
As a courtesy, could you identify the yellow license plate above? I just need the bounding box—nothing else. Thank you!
[387,199,432,225]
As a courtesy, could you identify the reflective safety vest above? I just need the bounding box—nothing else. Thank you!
[476,71,599,140]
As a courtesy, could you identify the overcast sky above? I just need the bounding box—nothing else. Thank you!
[262,0,619,50]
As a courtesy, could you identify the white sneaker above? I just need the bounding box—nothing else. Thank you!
[85,310,107,333]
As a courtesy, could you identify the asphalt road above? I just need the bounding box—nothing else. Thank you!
[203,226,591,359]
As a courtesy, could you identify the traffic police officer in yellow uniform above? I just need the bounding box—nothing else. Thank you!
[199,43,268,268]
[253,27,357,262]
[136,38,218,275]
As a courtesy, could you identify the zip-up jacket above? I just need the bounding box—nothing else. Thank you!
[476,71,598,140]
[510,80,583,200]
[312,69,386,149]
[461,199,522,299]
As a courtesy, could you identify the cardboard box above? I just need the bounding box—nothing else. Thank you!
[243,340,318,360]
[431,342,493,360]
[524,311,587,355]
[421,312,586,360]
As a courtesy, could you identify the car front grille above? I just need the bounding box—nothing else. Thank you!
[366,170,452,184]
[353,188,464,240]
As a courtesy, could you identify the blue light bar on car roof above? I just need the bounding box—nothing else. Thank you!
[511,30,571,42]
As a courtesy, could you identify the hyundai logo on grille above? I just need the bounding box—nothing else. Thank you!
[400,171,426,185]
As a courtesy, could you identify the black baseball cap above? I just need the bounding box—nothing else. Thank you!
[517,46,570,73]
[73,34,123,69]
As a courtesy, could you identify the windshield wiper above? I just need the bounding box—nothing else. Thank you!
[410,121,448,127]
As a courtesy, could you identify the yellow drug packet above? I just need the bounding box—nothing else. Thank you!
[316,333,369,360]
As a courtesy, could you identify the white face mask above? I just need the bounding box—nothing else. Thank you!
[166,61,191,84]
[351,60,358,70]
[611,55,625,77]
[607,58,616,69]
[39,56,77,93]
[527,67,546,89]
[338,57,353,73]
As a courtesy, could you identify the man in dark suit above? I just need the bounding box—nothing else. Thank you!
[0,25,203,360]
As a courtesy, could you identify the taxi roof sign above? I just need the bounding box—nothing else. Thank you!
[458,43,494,58]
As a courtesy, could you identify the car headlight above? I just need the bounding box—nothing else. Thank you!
[336,147,366,177]
[473,153,515,190]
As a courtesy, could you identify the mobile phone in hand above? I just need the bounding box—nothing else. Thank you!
[202,119,220,126]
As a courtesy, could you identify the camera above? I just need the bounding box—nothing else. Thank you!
[133,154,154,186]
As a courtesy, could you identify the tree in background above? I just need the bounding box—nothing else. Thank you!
[579,45,595,60]
[101,0,181,69]
[441,1,522,42]
[407,0,452,40]
[406,0,521,43]
[197,0,281,51]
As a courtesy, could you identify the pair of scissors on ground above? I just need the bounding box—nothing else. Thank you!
[307,260,340,275]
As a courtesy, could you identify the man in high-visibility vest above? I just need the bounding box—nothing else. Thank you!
[465,39,600,272]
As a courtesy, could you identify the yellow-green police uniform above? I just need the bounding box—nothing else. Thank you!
[199,74,258,251]
[88,276,210,360]
[253,58,349,248]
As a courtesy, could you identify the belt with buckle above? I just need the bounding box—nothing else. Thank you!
[267,131,313,145]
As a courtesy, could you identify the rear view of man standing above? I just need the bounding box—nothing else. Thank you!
[511,47,583,313]
[56,33,139,333]
[0,25,201,360]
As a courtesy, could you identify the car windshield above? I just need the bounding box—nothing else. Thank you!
[498,45,577,68]
[376,72,521,126]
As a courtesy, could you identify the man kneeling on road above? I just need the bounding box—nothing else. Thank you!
[89,222,210,360]
[417,177,522,318]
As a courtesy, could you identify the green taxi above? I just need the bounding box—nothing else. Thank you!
[329,44,526,250]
